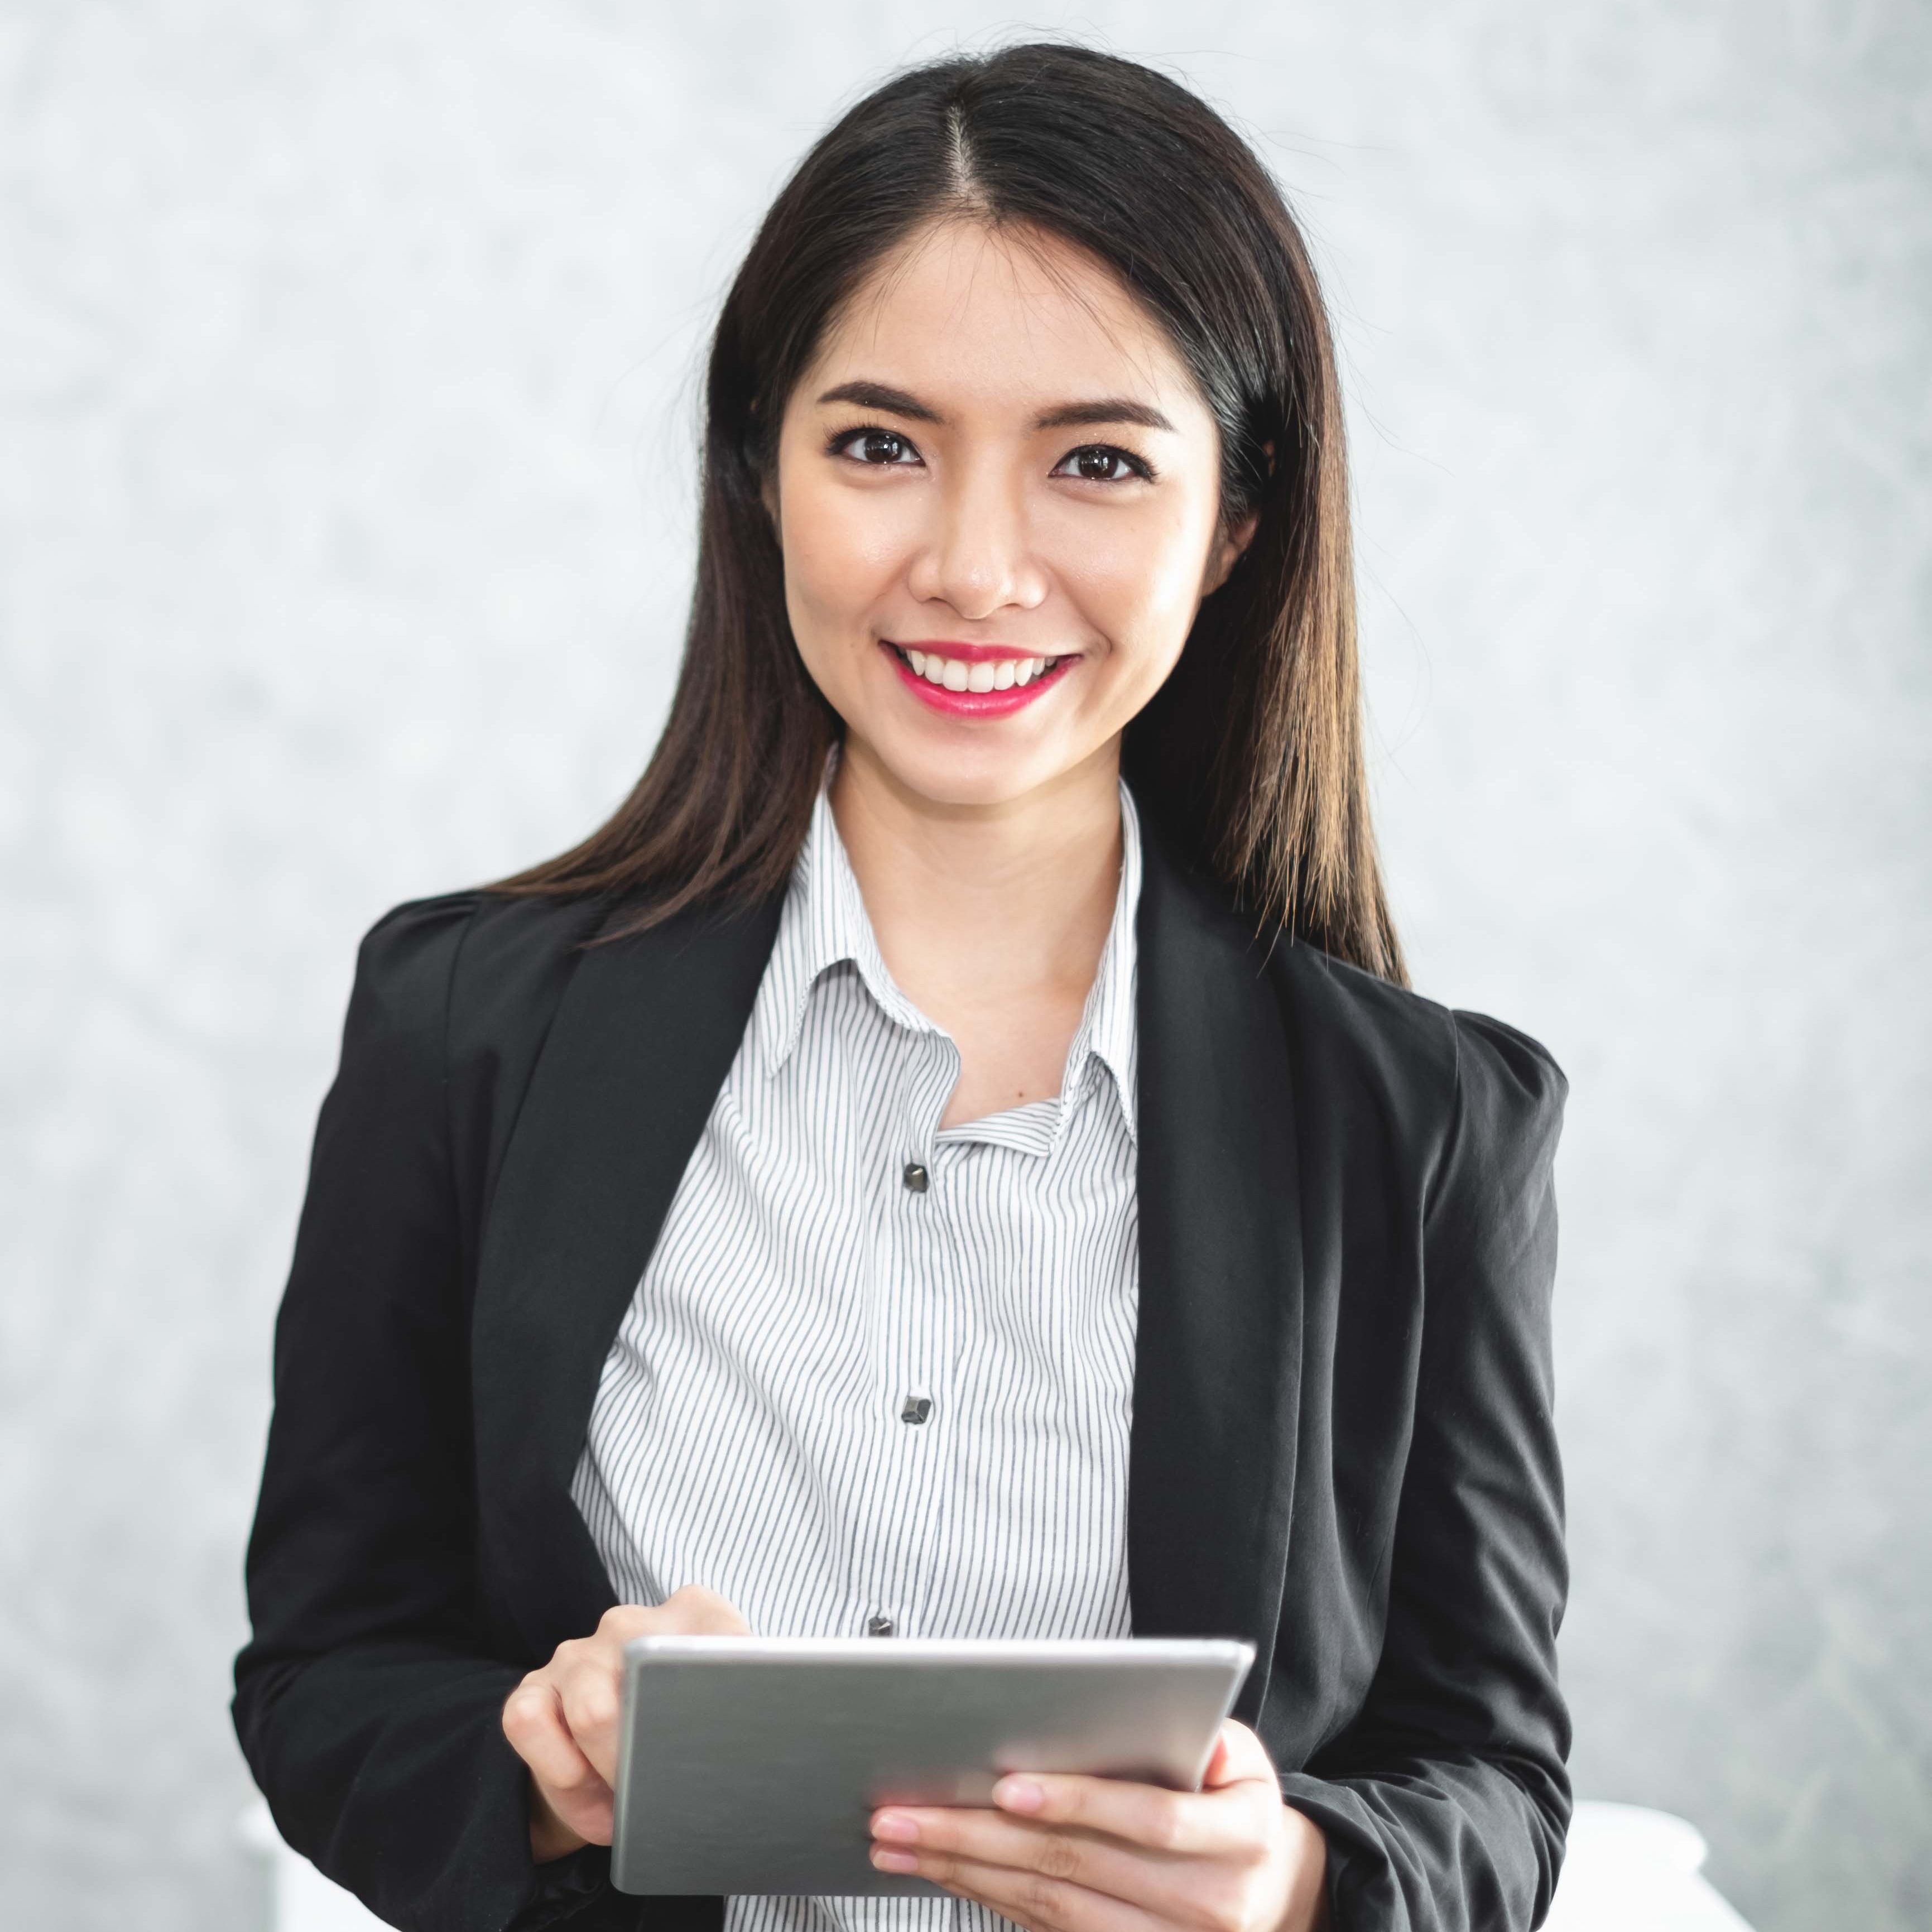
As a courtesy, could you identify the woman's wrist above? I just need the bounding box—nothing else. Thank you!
[1279,1804,1332,1932]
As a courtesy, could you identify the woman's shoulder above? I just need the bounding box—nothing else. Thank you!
[345,887,612,1060]
[1143,833,1564,1130]
[1268,938,1567,1191]
[1274,937,1563,1096]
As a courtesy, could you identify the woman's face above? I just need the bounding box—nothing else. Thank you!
[772,219,1249,810]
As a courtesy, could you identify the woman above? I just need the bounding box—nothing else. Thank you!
[235,43,1568,1932]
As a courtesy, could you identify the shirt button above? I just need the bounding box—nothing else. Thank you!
[866,1612,896,1637]
[902,1161,929,1193]
[900,1391,933,1425]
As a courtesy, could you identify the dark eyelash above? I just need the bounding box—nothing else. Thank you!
[1069,443,1158,483]
[825,426,1155,481]
[825,422,916,458]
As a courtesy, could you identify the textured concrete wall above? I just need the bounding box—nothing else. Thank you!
[2,4,1926,1929]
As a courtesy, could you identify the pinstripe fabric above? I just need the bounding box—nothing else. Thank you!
[571,778,1142,1932]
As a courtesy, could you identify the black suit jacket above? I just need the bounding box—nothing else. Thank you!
[234,832,1569,1932]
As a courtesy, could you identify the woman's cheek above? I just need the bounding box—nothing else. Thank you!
[820,484,926,582]
[1056,526,1208,701]
[781,490,911,662]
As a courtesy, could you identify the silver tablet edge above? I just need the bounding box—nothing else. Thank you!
[622,1635,1257,1670]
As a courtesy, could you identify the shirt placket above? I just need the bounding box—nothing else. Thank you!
[844,1016,960,1643]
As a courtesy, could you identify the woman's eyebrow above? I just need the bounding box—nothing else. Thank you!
[816,382,1176,436]
[816,380,941,421]
[1034,398,1176,433]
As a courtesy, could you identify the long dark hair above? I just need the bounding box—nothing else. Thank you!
[501,42,1405,983]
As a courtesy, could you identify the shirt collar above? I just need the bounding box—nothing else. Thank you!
[754,768,1142,1144]
[1059,786,1140,1142]
[754,777,937,1074]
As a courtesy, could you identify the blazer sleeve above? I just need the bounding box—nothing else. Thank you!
[1280,1012,1571,1932]
[232,901,612,1932]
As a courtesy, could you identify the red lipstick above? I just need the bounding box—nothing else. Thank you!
[882,640,1075,718]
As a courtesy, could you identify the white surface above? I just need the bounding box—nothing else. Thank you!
[1546,1804,1757,1931]
[237,1804,385,1932]
[239,1800,1760,1931]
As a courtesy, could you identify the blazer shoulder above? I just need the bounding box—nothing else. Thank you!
[340,891,482,1066]
[347,887,611,1069]
[1277,930,1562,1099]
[1272,941,1566,1218]
[1271,937,1457,1077]
[1138,834,1566,1121]
[345,888,618,1236]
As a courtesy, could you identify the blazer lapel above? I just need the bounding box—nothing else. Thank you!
[1131,838,1306,1720]
[472,893,785,1661]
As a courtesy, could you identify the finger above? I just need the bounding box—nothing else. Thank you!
[876,1844,1169,1932]
[655,1584,752,1635]
[551,1589,752,1794]
[1200,1722,1277,1790]
[591,1588,752,1653]
[984,1771,1258,1860]
[988,1721,1281,1847]
[593,1603,665,1647]
[554,1652,627,1785]
[502,1681,614,1835]
[873,1807,1169,1917]
[876,1807,1128,1887]
[872,1804,1257,1926]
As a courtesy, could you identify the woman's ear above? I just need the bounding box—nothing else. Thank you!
[749,399,782,528]
[1202,440,1272,594]
[1202,509,1261,595]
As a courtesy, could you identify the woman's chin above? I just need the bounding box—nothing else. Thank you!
[842,723,1102,817]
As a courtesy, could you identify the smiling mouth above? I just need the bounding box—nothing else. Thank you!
[885,642,1074,695]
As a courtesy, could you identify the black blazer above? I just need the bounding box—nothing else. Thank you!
[234,829,1569,1932]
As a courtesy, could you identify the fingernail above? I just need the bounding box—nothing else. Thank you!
[871,1847,920,1873]
[872,1811,919,1845]
[994,1777,1044,1813]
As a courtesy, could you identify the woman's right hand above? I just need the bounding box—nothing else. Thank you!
[502,1584,751,1861]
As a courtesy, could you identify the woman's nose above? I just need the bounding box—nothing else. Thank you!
[907,458,1048,621]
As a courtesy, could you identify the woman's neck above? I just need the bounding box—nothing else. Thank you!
[829,736,1125,1124]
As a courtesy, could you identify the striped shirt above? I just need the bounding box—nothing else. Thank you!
[571,775,1142,1932]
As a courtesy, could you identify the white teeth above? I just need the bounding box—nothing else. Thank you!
[909,651,1063,693]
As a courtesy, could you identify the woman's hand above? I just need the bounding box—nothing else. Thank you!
[502,1585,750,1862]
[869,1721,1329,1932]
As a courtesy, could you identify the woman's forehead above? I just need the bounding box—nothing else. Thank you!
[802,219,1200,425]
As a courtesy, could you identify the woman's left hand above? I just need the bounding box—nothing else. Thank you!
[868,1721,1330,1932]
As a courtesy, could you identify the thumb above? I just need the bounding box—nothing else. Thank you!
[1203,1720,1276,1790]
[657,1584,752,1635]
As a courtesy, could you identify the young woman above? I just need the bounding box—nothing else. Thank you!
[234,44,1569,1932]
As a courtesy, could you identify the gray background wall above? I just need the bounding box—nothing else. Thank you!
[2,3,1927,1928]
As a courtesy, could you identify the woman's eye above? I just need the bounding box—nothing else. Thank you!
[835,427,920,467]
[1055,445,1145,484]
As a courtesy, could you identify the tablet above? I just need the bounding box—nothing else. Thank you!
[611,1635,1255,1897]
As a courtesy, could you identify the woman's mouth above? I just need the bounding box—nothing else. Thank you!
[882,640,1075,717]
